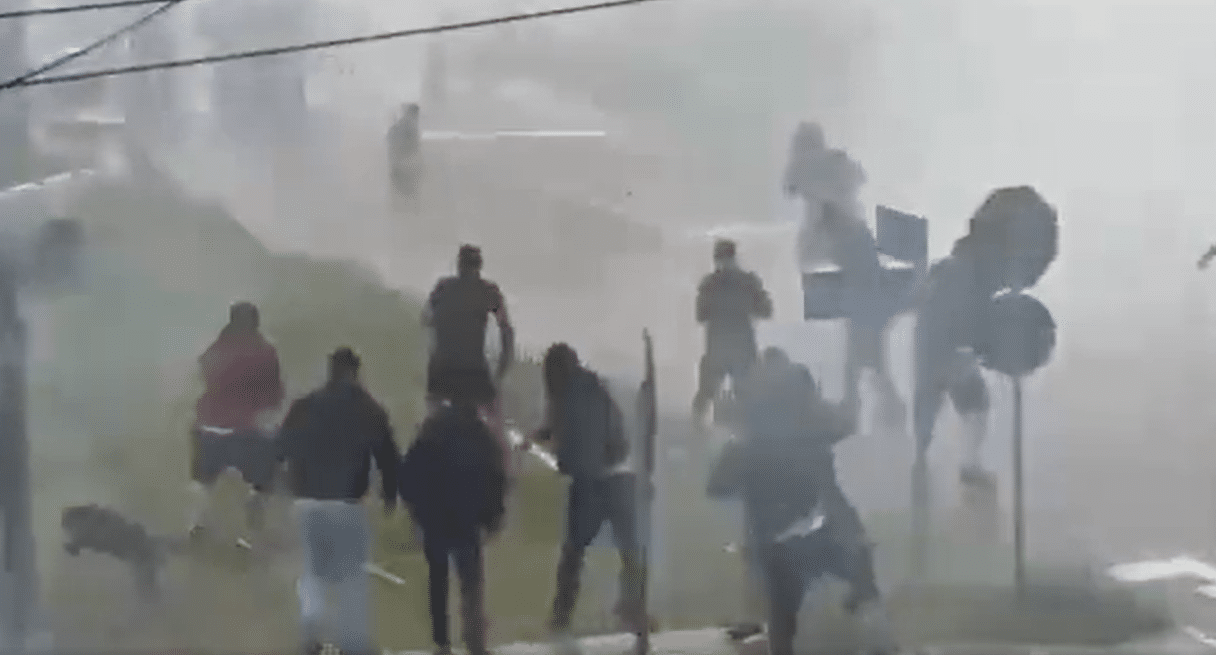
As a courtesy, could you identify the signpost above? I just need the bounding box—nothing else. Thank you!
[634,329,657,655]
[975,292,1056,596]
[907,186,1059,586]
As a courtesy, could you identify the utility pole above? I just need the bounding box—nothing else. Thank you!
[0,10,40,648]
[0,5,32,188]
[0,174,90,653]
[0,264,34,651]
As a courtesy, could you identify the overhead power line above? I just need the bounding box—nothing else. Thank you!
[1,0,188,90]
[0,0,169,20]
[0,0,668,91]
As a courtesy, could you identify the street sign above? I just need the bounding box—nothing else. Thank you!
[876,205,928,266]
[970,186,1059,293]
[802,265,920,321]
[975,292,1057,378]
[972,290,1056,598]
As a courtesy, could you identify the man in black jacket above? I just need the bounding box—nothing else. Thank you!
[709,349,895,655]
[529,343,645,640]
[400,402,506,655]
[276,347,400,655]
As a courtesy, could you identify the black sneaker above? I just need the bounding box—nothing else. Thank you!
[725,622,764,641]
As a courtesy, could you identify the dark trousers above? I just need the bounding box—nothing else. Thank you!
[693,344,757,420]
[551,473,645,631]
[912,350,991,455]
[759,532,881,655]
[423,534,487,652]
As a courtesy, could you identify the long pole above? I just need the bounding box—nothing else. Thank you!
[634,330,657,655]
[0,269,33,650]
[0,5,29,188]
[1012,375,1025,598]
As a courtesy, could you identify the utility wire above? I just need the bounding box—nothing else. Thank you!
[0,0,168,20]
[1,0,187,90]
[0,0,668,91]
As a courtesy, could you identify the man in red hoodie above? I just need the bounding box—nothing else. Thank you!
[189,301,285,541]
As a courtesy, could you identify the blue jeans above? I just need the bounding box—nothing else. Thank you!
[295,500,373,655]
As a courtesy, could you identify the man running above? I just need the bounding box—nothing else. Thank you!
[276,347,399,655]
[692,239,773,426]
[784,122,904,432]
[423,244,515,469]
[189,301,284,542]
[529,343,646,640]
[710,347,897,655]
[913,240,997,486]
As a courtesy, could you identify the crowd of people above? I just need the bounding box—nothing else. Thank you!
[186,243,655,655]
[178,119,1008,655]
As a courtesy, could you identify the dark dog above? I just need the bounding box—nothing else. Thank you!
[61,504,186,602]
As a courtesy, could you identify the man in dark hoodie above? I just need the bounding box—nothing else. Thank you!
[709,348,896,655]
[400,402,507,655]
[276,347,400,655]
[189,301,285,541]
[528,342,645,640]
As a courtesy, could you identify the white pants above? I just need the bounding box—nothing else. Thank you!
[295,499,373,654]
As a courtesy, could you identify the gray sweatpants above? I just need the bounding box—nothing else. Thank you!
[295,499,373,655]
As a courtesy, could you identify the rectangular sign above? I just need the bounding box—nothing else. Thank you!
[876,205,928,265]
[802,269,846,320]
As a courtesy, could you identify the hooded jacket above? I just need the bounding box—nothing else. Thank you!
[399,404,506,542]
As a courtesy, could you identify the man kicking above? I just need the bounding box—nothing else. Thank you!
[710,348,897,655]
[189,301,285,543]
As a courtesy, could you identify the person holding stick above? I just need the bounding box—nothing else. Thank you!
[528,343,647,640]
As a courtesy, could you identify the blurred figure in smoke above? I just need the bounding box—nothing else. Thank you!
[399,402,506,655]
[692,239,773,427]
[912,226,1001,486]
[783,121,905,434]
[276,347,399,655]
[423,245,515,472]
[387,103,423,199]
[528,343,647,640]
[709,347,896,655]
[189,301,285,542]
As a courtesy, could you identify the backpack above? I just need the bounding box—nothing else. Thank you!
[554,370,629,479]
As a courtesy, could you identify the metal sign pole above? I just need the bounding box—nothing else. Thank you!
[1012,376,1025,598]
[634,330,657,655]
